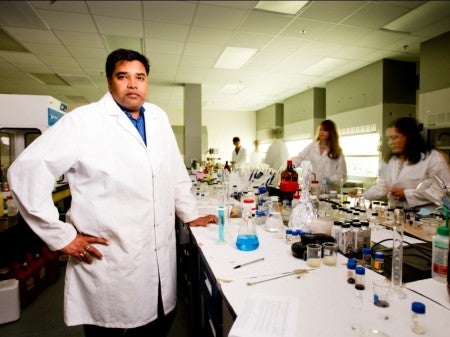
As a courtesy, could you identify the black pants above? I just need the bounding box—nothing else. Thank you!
[83,284,176,337]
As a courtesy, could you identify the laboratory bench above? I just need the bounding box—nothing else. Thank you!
[176,217,450,337]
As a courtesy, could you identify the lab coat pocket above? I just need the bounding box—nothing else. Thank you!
[99,229,144,270]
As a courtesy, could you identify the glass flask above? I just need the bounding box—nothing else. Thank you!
[288,160,318,232]
[236,200,260,251]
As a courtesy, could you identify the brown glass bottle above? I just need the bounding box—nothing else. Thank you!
[281,160,298,182]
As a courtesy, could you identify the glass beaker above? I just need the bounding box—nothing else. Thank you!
[236,203,259,251]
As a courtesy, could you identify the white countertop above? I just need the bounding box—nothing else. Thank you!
[190,219,450,337]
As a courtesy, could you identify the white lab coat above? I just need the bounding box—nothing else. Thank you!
[291,141,347,183]
[231,147,247,169]
[264,139,289,171]
[7,92,199,328]
[363,150,450,208]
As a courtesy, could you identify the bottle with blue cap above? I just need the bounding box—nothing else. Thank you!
[355,266,365,290]
[411,301,426,334]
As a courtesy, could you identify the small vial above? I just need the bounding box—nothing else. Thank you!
[373,251,385,273]
[355,266,365,290]
[362,247,371,268]
[411,302,426,334]
[285,228,292,244]
[347,258,357,284]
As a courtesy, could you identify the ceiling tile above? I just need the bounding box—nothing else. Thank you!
[87,1,142,19]
[144,21,190,42]
[94,16,143,36]
[281,18,335,39]
[21,42,71,57]
[54,31,104,48]
[65,46,107,59]
[179,55,216,68]
[37,55,80,68]
[146,53,181,68]
[194,3,248,30]
[36,9,97,32]
[145,38,185,55]
[300,1,368,23]
[353,29,407,49]
[183,42,223,58]
[318,24,374,45]
[143,1,196,25]
[239,10,294,35]
[187,26,234,44]
[0,1,48,29]
[264,36,311,53]
[342,2,413,29]
[3,27,61,44]
[227,32,274,49]
[29,1,89,13]
[0,51,43,64]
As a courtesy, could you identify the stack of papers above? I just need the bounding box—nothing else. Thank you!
[228,293,299,337]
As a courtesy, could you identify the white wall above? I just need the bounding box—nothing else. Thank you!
[203,109,256,164]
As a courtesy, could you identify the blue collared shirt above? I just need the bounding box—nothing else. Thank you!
[122,106,147,145]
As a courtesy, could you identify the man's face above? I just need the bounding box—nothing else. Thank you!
[108,60,148,115]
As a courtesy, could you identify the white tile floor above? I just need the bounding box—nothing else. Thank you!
[0,266,190,337]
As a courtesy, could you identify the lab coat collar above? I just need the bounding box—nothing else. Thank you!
[102,92,148,148]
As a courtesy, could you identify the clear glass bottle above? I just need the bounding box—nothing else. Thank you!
[411,301,426,334]
[340,223,354,255]
[362,247,371,268]
[352,222,363,254]
[331,221,342,243]
[355,266,365,290]
[360,221,371,249]
[347,258,357,284]
[432,225,449,283]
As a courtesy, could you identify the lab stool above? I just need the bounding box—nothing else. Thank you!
[0,279,20,324]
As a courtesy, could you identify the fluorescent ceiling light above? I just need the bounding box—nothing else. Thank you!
[382,1,450,34]
[255,1,309,15]
[214,47,258,70]
[220,84,245,94]
[302,58,348,76]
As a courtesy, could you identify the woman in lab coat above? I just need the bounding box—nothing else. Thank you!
[362,117,450,208]
[291,119,347,189]
[8,49,216,336]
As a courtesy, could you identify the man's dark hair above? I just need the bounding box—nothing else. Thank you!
[233,137,240,143]
[105,49,150,79]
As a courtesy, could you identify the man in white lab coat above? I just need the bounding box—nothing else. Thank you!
[8,49,217,337]
[231,136,248,169]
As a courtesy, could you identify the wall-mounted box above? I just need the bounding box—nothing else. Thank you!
[419,31,450,127]
[283,88,325,140]
[256,103,283,141]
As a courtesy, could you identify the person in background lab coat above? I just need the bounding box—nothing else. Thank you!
[231,136,247,169]
[291,119,347,189]
[362,117,450,208]
[264,127,289,172]
[248,139,263,168]
[8,49,217,337]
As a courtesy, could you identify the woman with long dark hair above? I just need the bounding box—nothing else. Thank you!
[363,117,450,207]
[291,119,347,188]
